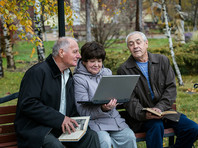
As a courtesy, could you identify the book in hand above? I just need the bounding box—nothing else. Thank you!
[59,116,90,142]
[142,108,177,117]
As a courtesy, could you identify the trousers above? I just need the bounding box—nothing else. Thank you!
[141,114,198,148]
[97,127,137,148]
[42,128,100,148]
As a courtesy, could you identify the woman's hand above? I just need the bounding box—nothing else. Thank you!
[101,98,119,112]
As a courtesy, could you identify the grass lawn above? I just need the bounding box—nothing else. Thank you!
[0,39,198,147]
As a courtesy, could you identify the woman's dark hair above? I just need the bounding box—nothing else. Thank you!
[81,41,106,62]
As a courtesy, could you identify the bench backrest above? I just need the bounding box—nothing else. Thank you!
[0,105,17,147]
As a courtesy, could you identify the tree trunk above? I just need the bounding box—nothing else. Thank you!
[193,1,198,31]
[0,36,4,78]
[41,3,47,41]
[179,0,181,6]
[136,0,143,31]
[1,15,16,70]
[0,20,3,78]
[86,0,91,42]
[34,0,45,62]
[0,54,3,78]
[161,0,183,86]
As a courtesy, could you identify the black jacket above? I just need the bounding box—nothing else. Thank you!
[117,52,181,132]
[14,54,78,148]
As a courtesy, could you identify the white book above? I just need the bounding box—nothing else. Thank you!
[58,116,90,142]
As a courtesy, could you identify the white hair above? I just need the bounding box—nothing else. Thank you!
[52,37,77,57]
[125,31,148,45]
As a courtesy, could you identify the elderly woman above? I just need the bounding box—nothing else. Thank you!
[73,41,137,148]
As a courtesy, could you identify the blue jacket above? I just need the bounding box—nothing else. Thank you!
[73,60,128,132]
[14,54,78,148]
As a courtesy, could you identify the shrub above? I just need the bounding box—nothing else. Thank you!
[185,32,193,42]
[104,41,198,75]
[104,50,130,74]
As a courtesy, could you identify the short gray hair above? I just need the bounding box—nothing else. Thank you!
[125,31,148,45]
[52,37,77,57]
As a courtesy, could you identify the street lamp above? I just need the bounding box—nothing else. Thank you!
[58,0,65,37]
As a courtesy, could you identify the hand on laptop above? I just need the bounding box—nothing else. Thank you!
[101,98,119,112]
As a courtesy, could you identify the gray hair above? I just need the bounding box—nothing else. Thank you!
[125,31,148,45]
[52,37,77,57]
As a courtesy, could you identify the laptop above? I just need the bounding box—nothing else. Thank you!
[77,75,140,105]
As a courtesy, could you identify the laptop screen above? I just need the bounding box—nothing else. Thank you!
[91,75,140,104]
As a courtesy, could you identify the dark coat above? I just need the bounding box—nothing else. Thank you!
[14,54,78,148]
[117,52,181,132]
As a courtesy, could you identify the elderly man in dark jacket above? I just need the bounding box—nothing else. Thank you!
[117,31,198,148]
[14,37,100,148]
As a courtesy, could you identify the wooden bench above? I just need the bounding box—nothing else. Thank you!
[2,91,198,148]
[0,105,17,148]
[0,92,176,148]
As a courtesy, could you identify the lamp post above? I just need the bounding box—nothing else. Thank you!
[58,0,65,37]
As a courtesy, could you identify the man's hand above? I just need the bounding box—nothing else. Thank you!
[101,98,118,112]
[145,107,163,119]
[61,116,79,134]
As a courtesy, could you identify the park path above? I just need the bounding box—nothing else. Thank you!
[43,32,167,41]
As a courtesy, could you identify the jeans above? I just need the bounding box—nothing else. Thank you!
[142,114,198,148]
[97,127,137,148]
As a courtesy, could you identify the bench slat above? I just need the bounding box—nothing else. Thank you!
[0,141,17,147]
[0,133,17,143]
[0,124,15,134]
[0,114,16,124]
[0,106,16,114]
[135,128,175,142]
[164,128,175,136]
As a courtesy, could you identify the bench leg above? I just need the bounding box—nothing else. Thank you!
[168,136,174,146]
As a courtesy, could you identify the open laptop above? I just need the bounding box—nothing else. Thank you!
[77,75,140,105]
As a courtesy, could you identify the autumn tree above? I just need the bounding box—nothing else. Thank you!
[0,0,73,77]
[161,0,183,85]
[34,0,45,62]
[182,0,198,31]
[90,0,126,48]
[119,0,136,35]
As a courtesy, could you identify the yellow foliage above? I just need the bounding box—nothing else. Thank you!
[101,3,107,8]
[0,1,6,6]
[5,9,9,14]
[9,25,17,31]
[3,24,7,28]
[30,48,36,58]
[18,35,22,40]
[0,0,73,50]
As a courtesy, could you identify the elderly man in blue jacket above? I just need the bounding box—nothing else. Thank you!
[14,37,100,148]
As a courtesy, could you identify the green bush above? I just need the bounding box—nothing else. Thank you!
[104,50,130,74]
[104,41,198,75]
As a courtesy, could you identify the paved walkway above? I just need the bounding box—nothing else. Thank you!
[43,32,168,41]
